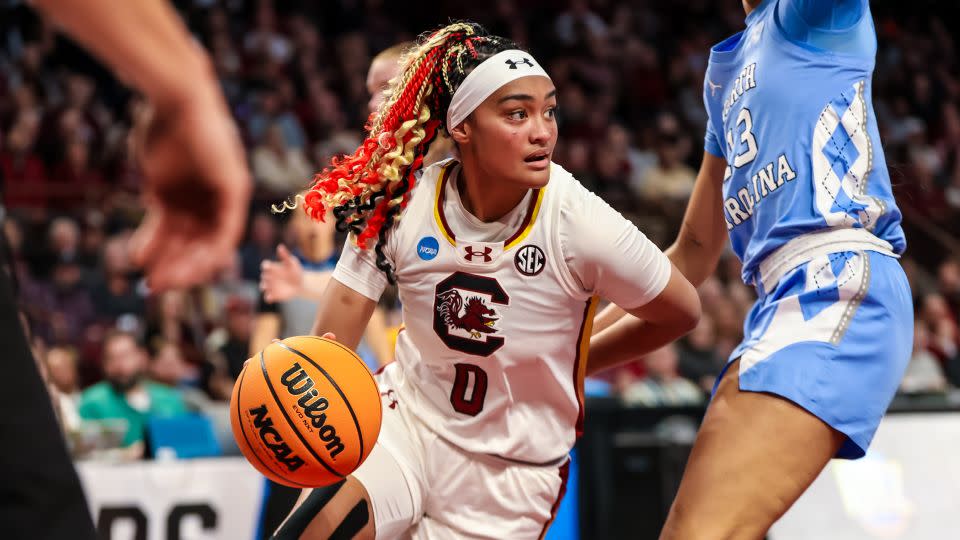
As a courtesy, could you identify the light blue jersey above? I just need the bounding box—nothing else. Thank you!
[703,0,906,286]
[704,0,913,459]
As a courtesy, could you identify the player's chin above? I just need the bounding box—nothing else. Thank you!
[512,163,551,188]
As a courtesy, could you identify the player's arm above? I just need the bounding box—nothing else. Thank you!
[310,279,379,351]
[309,235,391,351]
[31,0,213,108]
[589,264,701,375]
[592,152,728,335]
[778,0,873,55]
[560,188,701,374]
[249,312,281,358]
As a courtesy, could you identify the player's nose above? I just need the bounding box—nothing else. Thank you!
[529,116,552,145]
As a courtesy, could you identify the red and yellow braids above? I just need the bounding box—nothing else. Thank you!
[301,22,517,283]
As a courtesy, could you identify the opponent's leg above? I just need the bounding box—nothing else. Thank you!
[0,253,97,540]
[660,359,845,540]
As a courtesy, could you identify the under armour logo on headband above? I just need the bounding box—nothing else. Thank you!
[504,58,534,70]
[447,49,551,128]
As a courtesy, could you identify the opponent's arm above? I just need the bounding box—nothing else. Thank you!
[31,0,212,108]
[592,152,728,335]
[775,0,874,56]
[32,0,251,291]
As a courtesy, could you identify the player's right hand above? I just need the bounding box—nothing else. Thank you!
[128,86,251,291]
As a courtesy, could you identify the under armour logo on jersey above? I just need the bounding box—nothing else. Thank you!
[380,389,398,409]
[464,246,493,263]
[505,58,534,70]
[707,79,722,97]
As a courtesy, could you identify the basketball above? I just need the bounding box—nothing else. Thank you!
[230,336,382,488]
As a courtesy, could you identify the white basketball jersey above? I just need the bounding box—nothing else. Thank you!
[333,159,670,464]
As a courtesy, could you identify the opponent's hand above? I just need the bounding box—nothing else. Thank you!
[128,88,251,291]
[260,244,304,303]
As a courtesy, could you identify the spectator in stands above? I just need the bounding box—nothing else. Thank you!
[938,258,960,314]
[247,88,306,149]
[593,133,635,209]
[243,2,293,66]
[240,211,280,282]
[77,210,107,269]
[677,314,723,394]
[199,249,259,323]
[47,216,81,264]
[148,339,216,412]
[251,121,313,196]
[620,343,704,407]
[205,295,255,401]
[0,112,47,209]
[639,116,696,202]
[299,76,348,146]
[554,0,608,47]
[143,289,203,365]
[920,293,959,364]
[149,340,197,389]
[901,322,949,394]
[46,345,82,433]
[47,257,94,345]
[50,136,103,211]
[89,234,145,321]
[78,330,187,453]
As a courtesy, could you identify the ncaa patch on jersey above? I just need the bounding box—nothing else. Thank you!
[417,236,439,260]
[515,245,545,276]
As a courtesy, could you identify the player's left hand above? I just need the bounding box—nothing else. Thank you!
[128,87,251,291]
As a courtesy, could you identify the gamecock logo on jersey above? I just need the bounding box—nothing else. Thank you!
[434,272,509,356]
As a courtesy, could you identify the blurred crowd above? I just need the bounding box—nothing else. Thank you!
[1,0,958,458]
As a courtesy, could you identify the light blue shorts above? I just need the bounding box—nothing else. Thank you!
[719,250,913,459]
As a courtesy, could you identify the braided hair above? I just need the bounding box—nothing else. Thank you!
[300,22,520,284]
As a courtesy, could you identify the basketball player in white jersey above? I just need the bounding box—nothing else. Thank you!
[271,22,701,539]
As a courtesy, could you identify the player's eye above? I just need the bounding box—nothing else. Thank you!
[507,109,527,120]
[545,106,558,119]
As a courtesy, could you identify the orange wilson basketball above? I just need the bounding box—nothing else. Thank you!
[230,336,382,487]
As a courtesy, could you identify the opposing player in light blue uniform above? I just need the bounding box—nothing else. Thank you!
[592,0,913,537]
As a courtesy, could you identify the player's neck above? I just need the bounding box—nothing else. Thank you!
[743,0,762,16]
[455,162,529,223]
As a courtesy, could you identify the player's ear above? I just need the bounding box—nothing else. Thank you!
[448,119,470,145]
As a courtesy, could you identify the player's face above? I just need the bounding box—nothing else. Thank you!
[459,76,558,189]
[366,57,401,115]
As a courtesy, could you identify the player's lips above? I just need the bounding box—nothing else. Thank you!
[524,150,550,170]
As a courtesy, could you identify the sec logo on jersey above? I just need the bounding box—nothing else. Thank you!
[514,245,545,276]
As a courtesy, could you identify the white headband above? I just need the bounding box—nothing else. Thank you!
[446,49,551,129]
